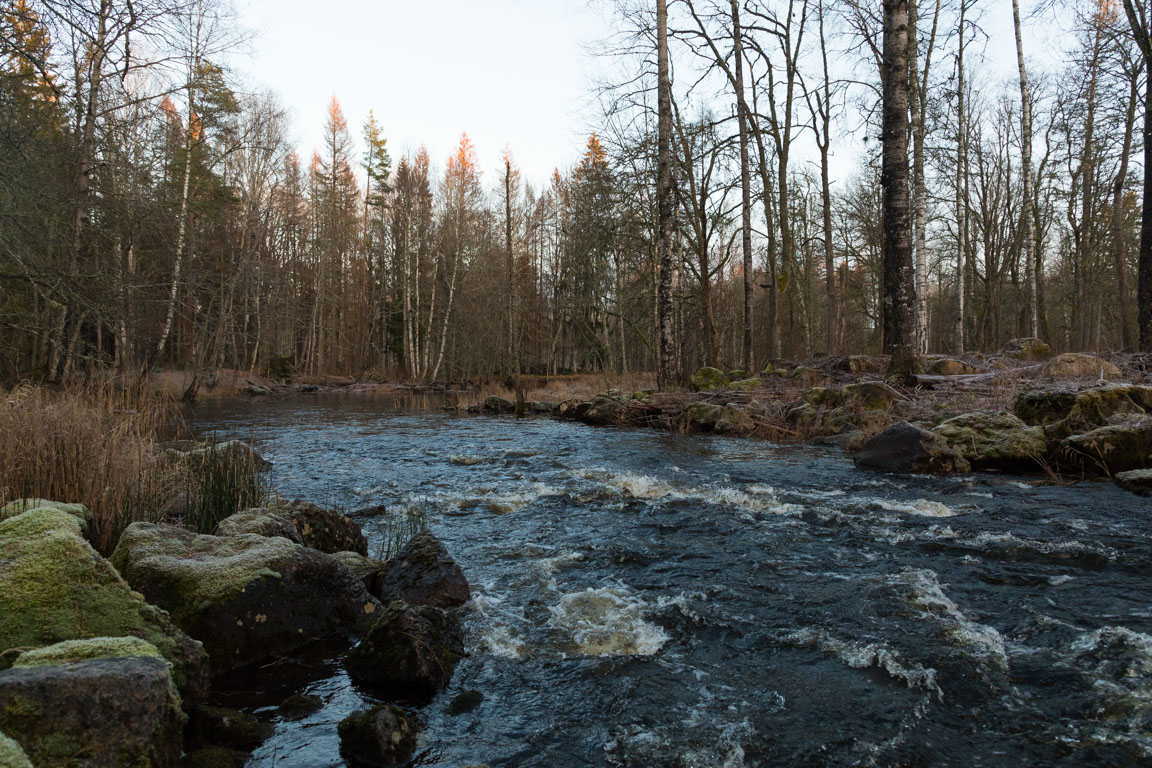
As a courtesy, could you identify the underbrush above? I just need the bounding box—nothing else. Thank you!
[0,384,262,554]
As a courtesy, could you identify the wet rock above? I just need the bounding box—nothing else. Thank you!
[0,507,209,703]
[0,730,32,768]
[1061,424,1152,476]
[337,704,420,768]
[345,601,465,703]
[690,366,727,391]
[274,498,368,555]
[353,503,390,517]
[680,402,722,433]
[482,395,515,414]
[334,550,388,591]
[1000,337,1051,361]
[925,357,980,375]
[111,523,381,672]
[1115,468,1152,496]
[185,705,272,752]
[932,411,1048,471]
[448,689,484,715]
[581,392,629,426]
[182,747,249,768]
[214,508,302,544]
[373,531,471,609]
[1042,353,1122,380]
[854,421,972,474]
[279,693,323,720]
[714,404,756,435]
[0,650,184,767]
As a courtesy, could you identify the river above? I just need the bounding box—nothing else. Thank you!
[190,393,1152,767]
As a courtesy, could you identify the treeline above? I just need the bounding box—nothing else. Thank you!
[1,0,1150,388]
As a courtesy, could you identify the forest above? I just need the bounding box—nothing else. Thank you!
[2,0,1151,390]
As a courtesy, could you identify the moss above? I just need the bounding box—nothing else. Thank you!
[690,367,727,391]
[728,378,765,391]
[12,637,161,668]
[0,510,203,691]
[1042,353,1122,379]
[0,499,89,528]
[111,524,295,626]
[932,411,1047,468]
[842,382,898,411]
[680,402,722,431]
[0,730,34,768]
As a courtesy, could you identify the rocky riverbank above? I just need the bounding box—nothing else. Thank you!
[0,497,472,767]
[466,341,1152,496]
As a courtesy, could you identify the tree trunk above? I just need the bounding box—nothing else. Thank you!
[732,0,754,372]
[656,0,676,389]
[1012,0,1039,340]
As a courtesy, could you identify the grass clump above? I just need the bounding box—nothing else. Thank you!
[181,437,268,534]
[372,501,430,560]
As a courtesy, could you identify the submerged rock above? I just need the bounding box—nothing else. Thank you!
[279,693,323,720]
[273,498,368,555]
[213,508,302,544]
[1061,424,1152,476]
[1042,353,1122,380]
[690,366,727,391]
[1115,468,1152,496]
[338,704,420,768]
[345,601,465,703]
[185,705,272,752]
[854,421,972,475]
[448,689,484,715]
[111,523,381,672]
[373,531,471,609]
[0,646,184,768]
[0,507,209,703]
[932,411,1047,471]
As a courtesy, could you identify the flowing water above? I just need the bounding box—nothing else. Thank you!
[190,394,1152,767]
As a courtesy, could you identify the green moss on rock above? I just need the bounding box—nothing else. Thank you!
[0,730,33,768]
[12,637,162,668]
[728,378,765,391]
[932,411,1047,471]
[0,499,89,528]
[691,367,727,391]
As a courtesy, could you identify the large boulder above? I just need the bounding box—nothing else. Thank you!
[581,392,629,426]
[0,498,90,526]
[679,402,722,433]
[714,404,757,435]
[1000,337,1051,361]
[932,411,1048,472]
[110,523,381,672]
[848,355,888,374]
[1116,469,1152,497]
[1015,384,1152,432]
[924,357,980,375]
[0,508,208,703]
[1042,353,1122,380]
[345,602,465,703]
[854,421,972,474]
[272,498,368,555]
[841,381,899,410]
[213,508,302,544]
[333,550,388,591]
[0,639,184,768]
[1061,424,1152,476]
[338,705,421,768]
[728,378,765,391]
[690,367,727,391]
[1014,389,1079,426]
[373,531,470,609]
[482,395,515,414]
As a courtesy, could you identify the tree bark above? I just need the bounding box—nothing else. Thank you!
[1012,0,1039,340]
[656,0,676,389]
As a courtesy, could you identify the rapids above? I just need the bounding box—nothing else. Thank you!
[191,393,1152,767]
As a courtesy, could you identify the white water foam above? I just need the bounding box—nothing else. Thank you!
[867,498,961,517]
[574,468,800,516]
[549,587,669,656]
[782,627,943,699]
[893,569,1009,672]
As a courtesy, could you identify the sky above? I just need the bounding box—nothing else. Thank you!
[233,0,616,187]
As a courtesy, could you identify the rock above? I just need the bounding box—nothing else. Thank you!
[680,402,723,432]
[214,508,302,544]
[691,366,728,391]
[1001,337,1051,361]
[1115,469,1152,496]
[803,386,838,407]
[848,355,888,374]
[182,747,249,768]
[373,531,471,609]
[0,508,209,703]
[1014,389,1079,425]
[925,357,980,375]
[337,704,420,768]
[482,395,515,414]
[714,404,757,435]
[1042,352,1122,380]
[932,411,1048,472]
[792,366,828,387]
[854,421,972,475]
[245,384,272,396]
[353,504,390,517]
[1064,385,1152,431]
[0,650,184,767]
[727,369,746,380]
[0,730,32,768]
[448,689,484,715]
[841,381,899,410]
[581,392,628,426]
[345,602,465,703]
[0,498,90,527]
[555,399,584,418]
[273,498,368,555]
[110,523,381,672]
[279,693,323,720]
[1061,424,1152,476]
[176,440,272,471]
[727,378,765,391]
[334,550,388,591]
[185,705,272,752]
[826,407,893,436]
[530,401,553,414]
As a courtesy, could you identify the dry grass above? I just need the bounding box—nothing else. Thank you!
[516,372,659,403]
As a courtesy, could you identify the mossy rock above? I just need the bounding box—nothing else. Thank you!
[792,366,828,387]
[214,508,302,544]
[11,636,162,668]
[0,729,33,768]
[268,498,368,555]
[338,704,420,768]
[0,499,90,528]
[714,405,756,435]
[333,550,387,591]
[581,394,628,426]
[1042,353,1122,380]
[854,421,972,475]
[924,358,980,376]
[186,705,272,752]
[111,523,381,673]
[1115,469,1152,497]
[691,367,728,391]
[1001,337,1051,361]
[932,411,1048,472]
[1065,385,1152,431]
[803,387,840,408]
[827,407,893,436]
[1014,389,1079,426]
[680,402,723,433]
[0,654,184,768]
[728,378,765,391]
[841,382,899,411]
[1061,424,1152,476]
[727,370,746,381]
[0,509,209,703]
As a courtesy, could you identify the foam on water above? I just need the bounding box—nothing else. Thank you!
[893,569,1009,671]
[866,498,962,517]
[575,468,800,515]
[782,627,943,699]
[548,586,669,656]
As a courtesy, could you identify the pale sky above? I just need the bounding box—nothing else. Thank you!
[234,0,615,187]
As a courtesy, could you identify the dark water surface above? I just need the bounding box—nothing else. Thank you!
[190,394,1152,767]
